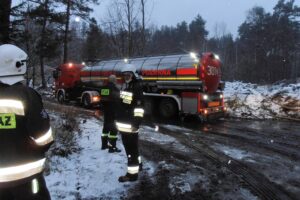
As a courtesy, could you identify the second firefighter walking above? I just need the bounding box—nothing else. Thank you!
[100,74,121,153]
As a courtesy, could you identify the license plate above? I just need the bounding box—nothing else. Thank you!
[208,101,220,107]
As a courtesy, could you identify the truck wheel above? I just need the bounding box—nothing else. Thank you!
[57,91,65,104]
[82,94,91,108]
[159,98,178,119]
[143,99,153,116]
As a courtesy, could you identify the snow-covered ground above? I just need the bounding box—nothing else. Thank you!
[224,81,300,119]
[43,104,300,199]
[46,116,139,200]
[45,112,205,199]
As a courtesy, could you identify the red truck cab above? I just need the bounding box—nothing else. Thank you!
[53,63,100,105]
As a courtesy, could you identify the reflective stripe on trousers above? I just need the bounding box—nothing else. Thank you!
[127,166,139,174]
[101,133,109,137]
[0,159,46,182]
[108,133,118,139]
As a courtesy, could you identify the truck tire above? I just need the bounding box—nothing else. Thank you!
[143,99,153,116]
[159,98,178,119]
[57,91,65,104]
[82,94,91,108]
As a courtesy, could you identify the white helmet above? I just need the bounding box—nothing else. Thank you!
[0,44,28,85]
[121,64,139,78]
[108,74,117,84]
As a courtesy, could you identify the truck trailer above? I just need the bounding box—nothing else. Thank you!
[53,52,226,120]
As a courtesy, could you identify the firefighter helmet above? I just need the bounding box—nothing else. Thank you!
[108,74,117,84]
[0,44,28,85]
[121,64,139,78]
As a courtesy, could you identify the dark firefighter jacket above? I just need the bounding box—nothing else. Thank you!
[100,82,120,123]
[0,82,53,188]
[115,78,144,133]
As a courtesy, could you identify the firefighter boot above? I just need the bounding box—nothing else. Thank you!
[138,156,143,171]
[101,135,108,150]
[108,138,121,153]
[118,173,138,182]
[108,147,121,153]
[139,163,143,172]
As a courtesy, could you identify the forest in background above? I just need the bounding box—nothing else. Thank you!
[0,0,299,87]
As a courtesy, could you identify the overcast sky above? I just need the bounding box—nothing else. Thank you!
[93,0,300,38]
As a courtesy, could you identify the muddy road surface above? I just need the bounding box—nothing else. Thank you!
[45,101,300,200]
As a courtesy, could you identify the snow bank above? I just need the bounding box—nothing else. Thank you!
[224,81,300,119]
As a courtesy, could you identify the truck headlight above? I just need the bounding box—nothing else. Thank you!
[92,96,100,102]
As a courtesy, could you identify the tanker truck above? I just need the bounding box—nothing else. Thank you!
[53,52,226,120]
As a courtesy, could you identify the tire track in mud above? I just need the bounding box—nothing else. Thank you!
[156,125,297,200]
[220,121,300,143]
[179,120,300,161]
[44,100,97,118]
[198,127,300,161]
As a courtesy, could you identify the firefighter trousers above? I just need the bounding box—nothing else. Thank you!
[121,132,140,174]
[102,121,118,149]
[0,175,51,200]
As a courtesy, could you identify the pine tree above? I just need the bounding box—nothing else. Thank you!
[28,0,65,88]
[83,18,105,61]
[57,0,99,63]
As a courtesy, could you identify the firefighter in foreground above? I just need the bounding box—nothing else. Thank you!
[0,44,54,199]
[115,64,144,182]
[100,74,121,153]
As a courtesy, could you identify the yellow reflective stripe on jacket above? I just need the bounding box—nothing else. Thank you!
[127,166,139,174]
[0,99,24,116]
[120,91,133,104]
[134,108,144,117]
[0,158,45,182]
[32,127,54,146]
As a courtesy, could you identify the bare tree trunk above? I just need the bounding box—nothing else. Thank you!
[25,6,30,86]
[126,0,132,56]
[0,0,12,43]
[40,0,49,88]
[32,64,36,87]
[141,0,145,55]
[40,56,46,87]
[63,0,71,63]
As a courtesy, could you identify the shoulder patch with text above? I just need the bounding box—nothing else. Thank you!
[101,89,110,96]
[0,114,16,129]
